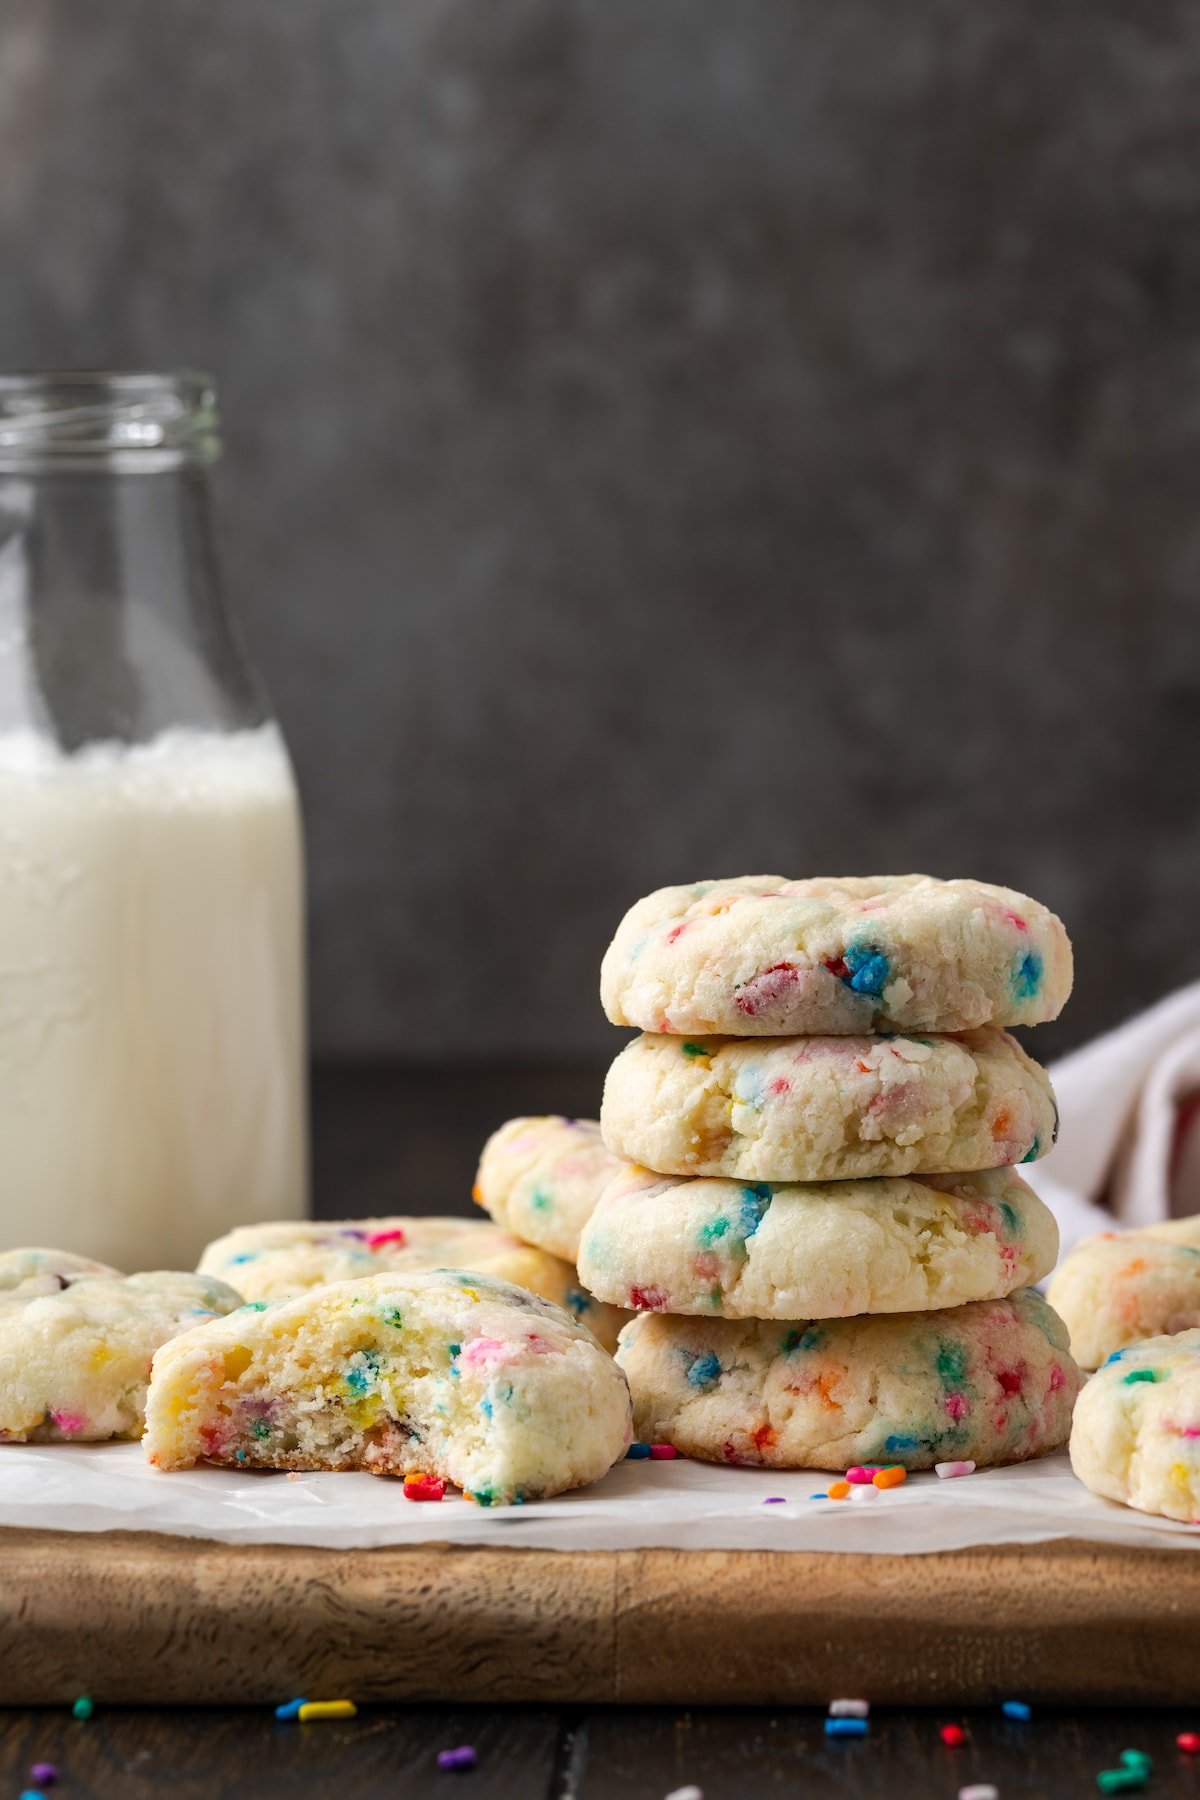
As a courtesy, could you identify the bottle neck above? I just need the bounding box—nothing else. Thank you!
[0,461,267,749]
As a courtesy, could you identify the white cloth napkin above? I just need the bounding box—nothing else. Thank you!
[1024,981,1200,1259]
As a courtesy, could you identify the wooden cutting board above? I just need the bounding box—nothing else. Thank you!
[0,1529,1193,1705]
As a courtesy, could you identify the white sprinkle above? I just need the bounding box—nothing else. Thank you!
[850,1481,880,1500]
[828,1698,870,1718]
[958,1786,999,1800]
[664,1788,704,1800]
[936,1460,977,1479]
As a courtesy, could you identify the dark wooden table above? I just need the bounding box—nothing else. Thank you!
[2,1068,1195,1797]
[1,1703,1199,1797]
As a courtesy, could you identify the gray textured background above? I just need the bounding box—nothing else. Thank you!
[2,0,1196,1063]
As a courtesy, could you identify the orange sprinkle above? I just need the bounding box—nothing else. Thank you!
[753,1423,778,1452]
[873,1465,907,1489]
[827,1480,851,1499]
[471,1182,484,1205]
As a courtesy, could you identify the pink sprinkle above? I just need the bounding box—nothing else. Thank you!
[650,1444,679,1460]
[944,1392,969,1421]
[366,1228,407,1250]
[935,1460,977,1479]
[458,1337,512,1370]
[845,1466,879,1485]
[1048,1364,1067,1392]
[1173,1425,1200,1439]
[50,1411,85,1437]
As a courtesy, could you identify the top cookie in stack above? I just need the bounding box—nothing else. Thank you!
[578,874,1082,1472]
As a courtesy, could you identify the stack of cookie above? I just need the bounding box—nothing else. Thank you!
[574,875,1084,1473]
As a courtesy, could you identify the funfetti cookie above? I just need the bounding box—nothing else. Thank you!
[1070,1330,1200,1521]
[473,1116,621,1262]
[601,1029,1057,1182]
[601,876,1072,1037]
[1047,1227,1200,1369]
[617,1289,1080,1471]
[0,1270,244,1442]
[146,1269,632,1505]
[197,1215,627,1352]
[578,1166,1058,1319]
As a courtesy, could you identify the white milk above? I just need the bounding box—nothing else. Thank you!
[0,724,307,1268]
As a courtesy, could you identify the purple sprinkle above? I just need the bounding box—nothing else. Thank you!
[762,1497,786,1505]
[31,1768,58,1786]
[438,1745,478,1771]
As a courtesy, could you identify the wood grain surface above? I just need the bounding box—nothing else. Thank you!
[0,1528,1196,1706]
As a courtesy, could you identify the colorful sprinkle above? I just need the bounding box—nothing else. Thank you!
[845,1466,880,1484]
[935,1460,977,1479]
[843,945,890,995]
[686,1352,722,1390]
[649,1443,679,1460]
[827,1480,851,1500]
[71,1696,93,1720]
[825,1717,868,1738]
[762,1496,786,1505]
[1120,1751,1153,1773]
[297,1700,357,1722]
[872,1465,906,1489]
[403,1473,446,1502]
[275,1697,309,1719]
[681,1042,711,1059]
[437,1745,478,1770]
[1096,1770,1147,1794]
[1013,950,1042,998]
[30,1769,58,1787]
[626,1443,652,1459]
[1002,1699,1032,1721]
[1177,1732,1200,1752]
[940,1724,967,1746]
[1123,1369,1162,1385]
[828,1699,870,1718]
[365,1228,407,1250]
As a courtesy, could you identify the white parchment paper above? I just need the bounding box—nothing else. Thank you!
[0,1445,1196,1553]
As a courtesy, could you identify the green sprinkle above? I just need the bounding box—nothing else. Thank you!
[936,1341,970,1387]
[250,1418,272,1440]
[381,1306,403,1328]
[1120,1750,1153,1773]
[699,1215,732,1246]
[681,1041,711,1059]
[72,1695,93,1720]
[529,1187,552,1213]
[1123,1369,1162,1385]
[783,1326,824,1354]
[999,1200,1022,1232]
[239,1301,270,1313]
[1097,1769,1148,1794]
[1020,1138,1041,1163]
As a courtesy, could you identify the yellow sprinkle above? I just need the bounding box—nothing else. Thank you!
[298,1700,357,1722]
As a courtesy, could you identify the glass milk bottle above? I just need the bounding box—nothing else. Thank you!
[0,372,307,1269]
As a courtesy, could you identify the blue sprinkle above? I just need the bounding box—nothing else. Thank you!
[480,1395,494,1419]
[1101,1349,1127,1366]
[345,1351,380,1396]
[737,1186,772,1238]
[783,1326,825,1355]
[229,1252,258,1264]
[1002,1699,1032,1721]
[885,1433,919,1453]
[564,1287,590,1317]
[626,1442,652,1459]
[1013,951,1042,999]
[686,1352,722,1390]
[825,1717,869,1737]
[275,1696,309,1720]
[809,1491,828,1500]
[842,944,890,995]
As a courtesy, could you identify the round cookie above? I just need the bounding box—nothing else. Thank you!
[1047,1230,1200,1370]
[146,1268,632,1505]
[578,1166,1058,1319]
[601,1029,1057,1182]
[474,1116,622,1262]
[0,1270,244,1442]
[1070,1330,1200,1521]
[197,1216,628,1353]
[617,1289,1080,1471]
[600,875,1072,1037]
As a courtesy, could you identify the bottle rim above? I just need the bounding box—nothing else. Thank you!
[0,370,220,471]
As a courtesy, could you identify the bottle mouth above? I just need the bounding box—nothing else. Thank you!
[0,371,220,471]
